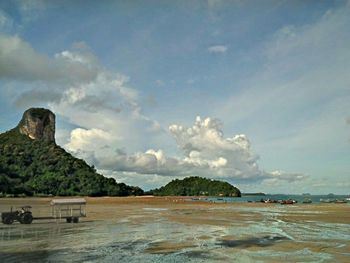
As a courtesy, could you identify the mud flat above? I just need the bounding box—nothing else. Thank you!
[0,197,349,262]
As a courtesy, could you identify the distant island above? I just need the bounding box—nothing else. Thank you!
[0,108,143,197]
[150,176,241,197]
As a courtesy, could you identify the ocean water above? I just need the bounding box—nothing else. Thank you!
[0,202,349,263]
[204,194,349,203]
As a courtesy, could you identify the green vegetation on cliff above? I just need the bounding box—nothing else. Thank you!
[151,176,241,197]
[0,129,143,196]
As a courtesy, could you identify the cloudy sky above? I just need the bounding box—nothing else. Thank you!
[0,0,349,194]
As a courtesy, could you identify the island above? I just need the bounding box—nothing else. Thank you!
[150,176,241,197]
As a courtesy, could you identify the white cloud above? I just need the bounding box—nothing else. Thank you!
[50,73,164,157]
[65,128,113,152]
[56,50,93,65]
[0,35,98,82]
[208,45,228,53]
[168,116,260,179]
[71,116,305,188]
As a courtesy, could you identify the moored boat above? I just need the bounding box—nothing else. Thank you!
[320,198,335,203]
[302,198,312,204]
[334,199,346,203]
[280,199,297,205]
[264,198,278,203]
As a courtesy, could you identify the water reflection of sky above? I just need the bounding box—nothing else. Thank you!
[0,205,349,263]
[206,194,349,204]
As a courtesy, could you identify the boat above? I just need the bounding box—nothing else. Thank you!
[264,198,278,203]
[259,198,278,203]
[302,198,312,204]
[320,198,335,203]
[334,199,346,204]
[280,199,297,205]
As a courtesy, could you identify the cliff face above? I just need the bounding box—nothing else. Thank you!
[17,108,55,143]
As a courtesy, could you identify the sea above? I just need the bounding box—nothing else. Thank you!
[204,194,349,204]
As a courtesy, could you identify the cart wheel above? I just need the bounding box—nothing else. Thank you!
[66,217,72,223]
[73,217,79,223]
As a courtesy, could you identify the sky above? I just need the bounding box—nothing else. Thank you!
[0,0,349,194]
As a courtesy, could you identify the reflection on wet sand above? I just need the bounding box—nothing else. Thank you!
[217,235,290,248]
[145,240,196,254]
[0,197,349,262]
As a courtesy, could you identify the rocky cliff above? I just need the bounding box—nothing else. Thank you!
[17,108,55,143]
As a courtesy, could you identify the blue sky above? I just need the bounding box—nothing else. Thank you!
[0,0,349,194]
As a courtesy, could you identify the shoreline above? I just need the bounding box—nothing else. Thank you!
[0,196,349,262]
[0,196,349,224]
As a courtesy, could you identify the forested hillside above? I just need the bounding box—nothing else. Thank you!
[151,176,241,197]
[0,128,143,196]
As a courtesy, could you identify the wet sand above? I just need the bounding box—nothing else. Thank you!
[0,197,349,262]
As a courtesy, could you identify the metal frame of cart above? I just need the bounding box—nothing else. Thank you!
[50,198,86,223]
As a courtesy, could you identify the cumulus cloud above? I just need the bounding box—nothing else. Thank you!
[48,68,164,151]
[208,45,228,53]
[0,35,98,82]
[69,116,304,187]
[99,149,180,177]
[5,39,115,112]
[54,72,138,114]
[65,128,113,152]
[64,66,165,161]
[168,116,260,179]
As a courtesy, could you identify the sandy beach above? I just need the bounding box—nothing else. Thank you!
[0,197,349,262]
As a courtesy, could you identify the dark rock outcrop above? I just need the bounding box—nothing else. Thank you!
[17,108,55,143]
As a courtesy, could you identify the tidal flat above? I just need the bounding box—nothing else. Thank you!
[0,197,349,263]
